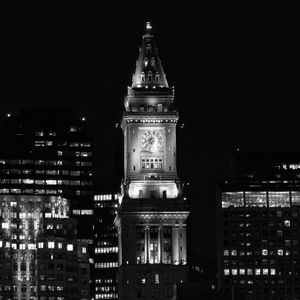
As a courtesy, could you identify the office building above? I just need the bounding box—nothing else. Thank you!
[93,190,119,300]
[218,151,300,299]
[0,195,90,300]
[0,109,95,299]
[115,22,190,300]
[0,108,94,241]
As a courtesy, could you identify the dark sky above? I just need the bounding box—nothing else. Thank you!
[1,2,300,268]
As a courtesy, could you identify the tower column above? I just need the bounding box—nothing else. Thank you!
[172,225,179,264]
[158,226,162,263]
[144,227,148,263]
[147,227,151,263]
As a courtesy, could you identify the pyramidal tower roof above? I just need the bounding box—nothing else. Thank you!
[132,22,169,89]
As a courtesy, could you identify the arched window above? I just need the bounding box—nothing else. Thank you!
[151,57,155,67]
[155,73,160,82]
[147,44,151,55]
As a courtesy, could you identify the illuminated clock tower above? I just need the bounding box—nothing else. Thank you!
[115,22,190,300]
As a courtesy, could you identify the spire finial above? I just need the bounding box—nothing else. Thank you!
[146,22,152,33]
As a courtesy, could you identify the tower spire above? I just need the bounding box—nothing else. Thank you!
[132,22,169,88]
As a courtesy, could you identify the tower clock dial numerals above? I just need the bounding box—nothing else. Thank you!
[141,131,163,152]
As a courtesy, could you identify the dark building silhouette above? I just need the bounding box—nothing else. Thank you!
[0,109,95,299]
[115,23,190,300]
[218,150,300,299]
[93,189,119,300]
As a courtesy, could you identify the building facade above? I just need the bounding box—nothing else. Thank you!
[115,23,190,300]
[0,109,94,241]
[0,195,90,300]
[218,151,300,299]
[93,192,119,300]
[0,109,95,298]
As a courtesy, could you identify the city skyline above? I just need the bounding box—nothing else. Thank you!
[1,3,300,266]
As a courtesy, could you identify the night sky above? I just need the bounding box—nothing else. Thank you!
[1,2,300,270]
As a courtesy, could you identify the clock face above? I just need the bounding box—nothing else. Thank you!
[141,130,163,152]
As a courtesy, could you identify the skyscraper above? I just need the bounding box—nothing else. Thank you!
[218,150,300,299]
[0,109,95,299]
[0,195,90,300]
[115,23,190,300]
[93,191,119,300]
[0,109,94,241]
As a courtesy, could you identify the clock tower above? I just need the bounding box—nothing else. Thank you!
[115,23,190,300]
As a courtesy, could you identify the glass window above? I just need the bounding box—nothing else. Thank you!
[245,192,267,207]
[80,142,91,147]
[291,191,300,206]
[70,142,79,147]
[81,161,92,166]
[222,192,244,208]
[70,171,80,176]
[48,242,55,249]
[268,191,290,207]
[81,152,92,157]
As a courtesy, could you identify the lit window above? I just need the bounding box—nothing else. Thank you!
[58,243,63,249]
[277,249,283,256]
[284,220,290,227]
[35,180,45,185]
[40,285,46,291]
[231,269,237,275]
[81,152,92,157]
[262,249,268,256]
[80,210,93,215]
[48,242,55,249]
[38,242,44,249]
[36,131,44,136]
[80,142,91,147]
[28,244,36,250]
[70,142,79,147]
[82,247,87,254]
[67,244,73,251]
[255,269,261,275]
[224,269,230,276]
[71,181,80,186]
[270,269,276,275]
[2,222,9,229]
[23,179,34,184]
[46,180,57,185]
[262,269,268,275]
[155,274,159,284]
